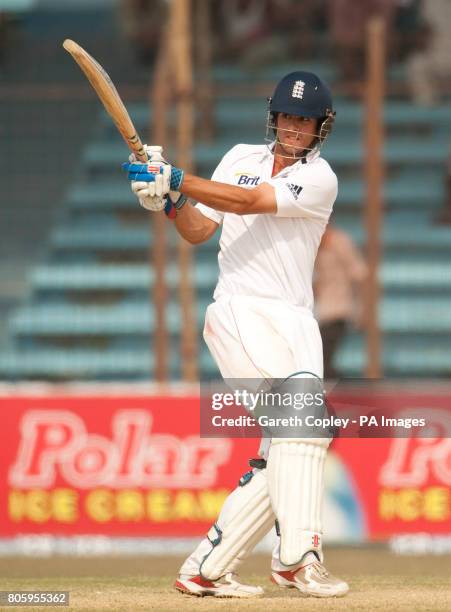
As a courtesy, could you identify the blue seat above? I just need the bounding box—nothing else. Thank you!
[51,226,151,251]
[337,178,444,208]
[381,298,451,331]
[335,335,451,376]
[10,304,158,336]
[31,264,152,291]
[0,348,153,379]
[9,291,214,337]
[381,263,451,289]
[30,263,218,294]
[67,182,134,210]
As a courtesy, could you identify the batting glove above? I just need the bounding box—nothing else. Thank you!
[123,160,184,190]
[123,143,185,212]
[143,146,188,217]
[127,145,167,211]
[128,145,165,164]
[130,180,165,211]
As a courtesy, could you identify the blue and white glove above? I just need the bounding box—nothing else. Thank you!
[123,145,184,213]
[125,145,167,211]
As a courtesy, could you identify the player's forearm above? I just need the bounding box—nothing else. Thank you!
[180,174,253,214]
[174,202,215,244]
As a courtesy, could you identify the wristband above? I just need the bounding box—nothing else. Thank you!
[164,199,177,219]
[164,194,187,220]
[173,193,188,210]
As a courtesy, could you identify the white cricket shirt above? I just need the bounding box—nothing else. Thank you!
[196,144,338,311]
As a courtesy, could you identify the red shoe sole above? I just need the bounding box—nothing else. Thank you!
[174,579,216,597]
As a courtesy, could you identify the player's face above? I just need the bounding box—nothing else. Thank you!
[275,113,318,158]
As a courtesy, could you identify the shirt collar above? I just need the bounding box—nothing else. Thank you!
[262,143,320,175]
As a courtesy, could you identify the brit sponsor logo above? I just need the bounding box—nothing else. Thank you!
[287,183,303,199]
[236,173,260,186]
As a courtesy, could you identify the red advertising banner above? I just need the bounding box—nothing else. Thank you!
[0,389,449,540]
[0,394,257,537]
[330,387,451,539]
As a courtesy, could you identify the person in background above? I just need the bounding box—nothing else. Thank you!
[328,0,396,83]
[0,12,8,65]
[118,0,165,64]
[219,0,289,67]
[313,226,368,379]
[268,0,324,63]
[391,0,429,64]
[437,151,451,225]
[406,0,451,106]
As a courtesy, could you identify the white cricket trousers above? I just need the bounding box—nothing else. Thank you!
[203,294,323,380]
[180,294,324,576]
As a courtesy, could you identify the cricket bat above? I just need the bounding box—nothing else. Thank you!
[63,39,148,162]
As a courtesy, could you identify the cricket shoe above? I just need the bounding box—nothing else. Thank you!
[271,559,349,598]
[175,573,263,598]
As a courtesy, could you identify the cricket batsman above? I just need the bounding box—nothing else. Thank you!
[123,71,349,598]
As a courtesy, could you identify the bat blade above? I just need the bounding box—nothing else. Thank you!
[63,39,147,162]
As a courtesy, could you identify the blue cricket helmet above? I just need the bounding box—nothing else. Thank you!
[265,71,335,158]
[269,71,334,118]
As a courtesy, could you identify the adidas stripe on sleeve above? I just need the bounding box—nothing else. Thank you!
[271,160,338,222]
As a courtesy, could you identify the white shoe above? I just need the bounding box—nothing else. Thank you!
[175,573,264,598]
[271,560,349,598]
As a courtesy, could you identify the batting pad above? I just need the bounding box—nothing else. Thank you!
[200,470,275,581]
[267,438,329,566]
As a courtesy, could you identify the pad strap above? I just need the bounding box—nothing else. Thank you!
[200,470,275,580]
